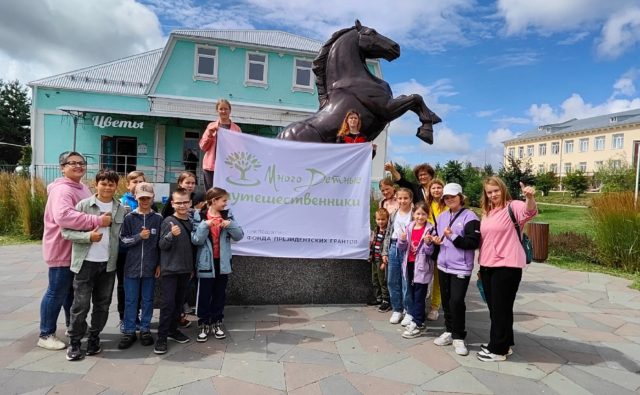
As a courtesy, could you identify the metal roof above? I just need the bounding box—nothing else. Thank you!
[29,49,163,96]
[171,29,323,53]
[506,108,640,143]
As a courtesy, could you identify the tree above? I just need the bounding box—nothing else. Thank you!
[394,162,416,184]
[483,164,494,177]
[440,160,464,186]
[593,159,635,192]
[535,171,559,196]
[564,170,589,198]
[0,80,31,165]
[498,155,535,200]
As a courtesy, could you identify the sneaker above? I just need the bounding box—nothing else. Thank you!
[118,320,125,334]
[427,309,439,321]
[66,342,84,361]
[140,332,154,347]
[178,314,192,328]
[417,323,426,331]
[433,331,453,346]
[367,297,382,306]
[477,350,507,362]
[86,336,102,356]
[168,330,190,344]
[389,311,403,324]
[212,321,226,339]
[480,344,513,356]
[37,334,66,350]
[378,300,391,312]
[401,314,413,327]
[118,333,137,350]
[197,325,209,342]
[183,302,194,314]
[453,339,469,356]
[154,338,168,354]
[402,321,422,339]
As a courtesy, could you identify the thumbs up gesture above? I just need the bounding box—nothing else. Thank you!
[520,181,535,199]
[170,221,181,236]
[89,226,102,242]
[140,226,150,240]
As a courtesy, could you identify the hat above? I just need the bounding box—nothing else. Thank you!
[58,151,85,165]
[135,182,155,198]
[442,183,463,197]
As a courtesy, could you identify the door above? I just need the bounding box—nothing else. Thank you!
[101,136,137,174]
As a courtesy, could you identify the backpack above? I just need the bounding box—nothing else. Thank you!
[507,203,534,264]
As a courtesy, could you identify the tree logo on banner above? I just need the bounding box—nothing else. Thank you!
[224,151,262,186]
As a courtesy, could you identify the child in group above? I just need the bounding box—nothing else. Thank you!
[396,202,436,338]
[369,208,391,312]
[382,187,413,325]
[426,178,446,321]
[62,170,126,361]
[117,183,163,349]
[335,110,376,157]
[432,183,480,356]
[379,178,399,215]
[155,188,195,354]
[191,187,244,342]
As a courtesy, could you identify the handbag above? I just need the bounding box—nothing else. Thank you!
[507,203,533,264]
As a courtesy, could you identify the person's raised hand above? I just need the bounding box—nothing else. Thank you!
[383,161,394,172]
[140,226,150,240]
[206,123,218,137]
[99,212,112,227]
[89,226,102,243]
[170,221,181,236]
[520,182,535,199]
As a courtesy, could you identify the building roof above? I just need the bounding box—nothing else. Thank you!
[171,29,323,53]
[505,108,640,144]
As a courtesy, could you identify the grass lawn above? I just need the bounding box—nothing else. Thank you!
[536,191,596,206]
[0,234,40,246]
[533,204,593,237]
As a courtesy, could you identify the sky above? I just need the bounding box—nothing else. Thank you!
[1,0,640,169]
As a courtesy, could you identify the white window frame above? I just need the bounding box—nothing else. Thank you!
[594,160,603,169]
[538,164,545,173]
[245,51,268,88]
[579,162,587,172]
[292,57,314,92]
[550,163,558,174]
[551,142,559,155]
[564,140,574,154]
[527,145,534,157]
[538,143,546,156]
[612,133,624,149]
[194,45,218,81]
[564,162,572,174]
[579,138,589,152]
[518,146,524,158]
[508,147,515,158]
[594,136,605,151]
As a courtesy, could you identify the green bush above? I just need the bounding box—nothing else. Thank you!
[563,170,589,198]
[0,171,47,239]
[593,159,635,192]
[535,171,558,196]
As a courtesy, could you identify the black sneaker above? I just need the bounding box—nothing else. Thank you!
[367,297,382,306]
[168,330,190,344]
[140,332,154,347]
[378,300,391,312]
[118,333,137,349]
[212,321,226,339]
[154,337,168,354]
[86,336,102,356]
[66,342,84,361]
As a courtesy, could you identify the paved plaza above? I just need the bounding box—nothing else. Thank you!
[0,244,639,394]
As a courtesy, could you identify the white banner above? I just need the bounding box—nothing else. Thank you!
[213,129,372,259]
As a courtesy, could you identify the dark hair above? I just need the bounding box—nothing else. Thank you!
[172,187,190,199]
[413,201,431,217]
[95,169,119,184]
[206,187,229,203]
[177,172,196,185]
[413,163,435,181]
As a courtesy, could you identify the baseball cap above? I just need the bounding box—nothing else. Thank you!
[135,182,155,198]
[442,183,463,197]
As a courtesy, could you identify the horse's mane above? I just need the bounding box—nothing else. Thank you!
[312,27,355,109]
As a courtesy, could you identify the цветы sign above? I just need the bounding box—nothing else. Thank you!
[92,116,144,129]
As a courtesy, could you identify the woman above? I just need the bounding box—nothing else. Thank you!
[199,99,242,190]
[477,177,537,362]
[384,161,435,204]
[336,110,376,157]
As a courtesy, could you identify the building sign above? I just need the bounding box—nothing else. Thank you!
[92,115,144,129]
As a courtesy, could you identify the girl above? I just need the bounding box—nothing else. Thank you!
[379,178,399,215]
[191,187,244,342]
[426,178,446,321]
[477,177,536,361]
[200,99,243,190]
[382,187,413,325]
[397,202,436,338]
[336,110,376,157]
[161,172,205,218]
[432,183,480,356]
[369,208,390,312]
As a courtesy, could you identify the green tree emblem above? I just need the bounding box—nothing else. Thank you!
[224,151,261,186]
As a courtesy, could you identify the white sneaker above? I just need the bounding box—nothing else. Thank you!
[477,350,507,362]
[453,339,469,356]
[402,321,422,338]
[433,331,453,346]
[400,314,413,327]
[389,311,403,324]
[427,309,439,321]
[37,334,66,350]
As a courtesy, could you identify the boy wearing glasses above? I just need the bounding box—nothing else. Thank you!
[155,188,195,354]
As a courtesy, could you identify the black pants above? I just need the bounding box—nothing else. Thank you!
[439,269,471,340]
[203,170,214,191]
[158,273,191,339]
[196,274,228,326]
[116,252,126,320]
[480,266,522,355]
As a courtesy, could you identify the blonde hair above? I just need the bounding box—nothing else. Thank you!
[337,110,361,137]
[481,176,511,216]
[426,179,446,212]
[396,187,413,201]
[216,99,231,111]
[126,171,146,182]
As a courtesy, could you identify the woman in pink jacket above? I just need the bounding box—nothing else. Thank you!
[199,99,242,190]
[477,177,536,362]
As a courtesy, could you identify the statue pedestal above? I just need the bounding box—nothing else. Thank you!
[227,256,372,305]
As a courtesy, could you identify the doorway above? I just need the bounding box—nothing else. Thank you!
[101,136,137,175]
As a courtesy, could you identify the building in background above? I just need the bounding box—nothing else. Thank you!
[29,29,387,194]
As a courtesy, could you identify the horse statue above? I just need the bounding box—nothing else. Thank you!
[277,20,441,144]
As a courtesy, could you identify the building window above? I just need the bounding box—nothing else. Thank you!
[579,138,589,152]
[612,160,622,169]
[538,143,546,156]
[508,147,515,158]
[550,163,558,174]
[538,164,545,173]
[594,160,603,169]
[518,146,524,158]
[564,163,572,174]
[612,133,624,149]
[551,142,559,155]
[292,58,314,92]
[195,45,218,80]
[245,52,268,87]
[564,140,574,154]
[579,162,587,172]
[527,145,534,156]
[594,136,605,151]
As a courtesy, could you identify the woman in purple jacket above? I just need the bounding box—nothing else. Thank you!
[432,183,480,356]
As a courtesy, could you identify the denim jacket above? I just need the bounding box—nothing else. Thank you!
[397,221,435,284]
[191,209,244,278]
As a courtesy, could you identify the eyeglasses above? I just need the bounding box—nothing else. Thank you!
[173,200,191,206]
[63,161,87,167]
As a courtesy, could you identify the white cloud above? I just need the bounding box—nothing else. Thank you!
[479,49,540,69]
[528,93,640,125]
[0,0,164,83]
[476,109,501,118]
[597,8,640,58]
[611,68,639,98]
[431,125,471,154]
[486,127,517,148]
[558,31,590,45]
[391,78,460,118]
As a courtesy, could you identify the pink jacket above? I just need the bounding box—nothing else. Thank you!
[199,120,242,171]
[479,200,537,268]
[42,177,101,267]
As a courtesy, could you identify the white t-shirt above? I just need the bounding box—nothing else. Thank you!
[391,210,412,240]
[85,200,113,262]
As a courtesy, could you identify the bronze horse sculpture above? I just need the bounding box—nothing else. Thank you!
[277,20,441,144]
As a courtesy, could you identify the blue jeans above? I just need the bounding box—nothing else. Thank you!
[39,267,74,337]
[402,264,414,316]
[387,241,403,313]
[123,277,155,333]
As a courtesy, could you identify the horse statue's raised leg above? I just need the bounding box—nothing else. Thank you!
[383,94,442,144]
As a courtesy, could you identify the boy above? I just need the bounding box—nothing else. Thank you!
[118,183,163,349]
[370,208,391,312]
[62,169,126,361]
[155,187,194,354]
